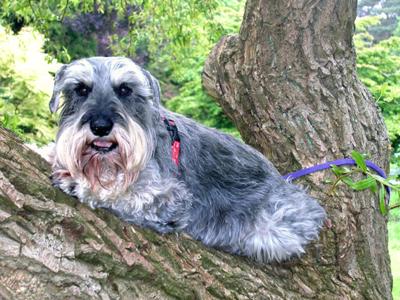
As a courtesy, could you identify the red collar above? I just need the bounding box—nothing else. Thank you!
[163,118,181,166]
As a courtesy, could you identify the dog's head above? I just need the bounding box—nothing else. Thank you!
[50,57,160,193]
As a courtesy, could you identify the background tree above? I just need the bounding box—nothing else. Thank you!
[0,0,242,138]
[354,16,400,173]
[358,0,399,41]
[0,27,59,144]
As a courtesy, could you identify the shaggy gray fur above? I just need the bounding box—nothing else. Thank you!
[50,57,326,263]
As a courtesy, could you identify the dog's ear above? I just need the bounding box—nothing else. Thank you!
[142,69,161,105]
[49,64,68,113]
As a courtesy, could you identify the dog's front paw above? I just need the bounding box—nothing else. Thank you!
[50,169,77,196]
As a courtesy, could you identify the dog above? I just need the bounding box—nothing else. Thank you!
[49,57,326,263]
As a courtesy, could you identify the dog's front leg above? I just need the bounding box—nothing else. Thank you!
[107,182,192,235]
[50,168,77,197]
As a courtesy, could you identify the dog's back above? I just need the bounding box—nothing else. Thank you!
[168,112,325,262]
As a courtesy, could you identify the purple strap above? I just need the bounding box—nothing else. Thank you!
[283,158,390,203]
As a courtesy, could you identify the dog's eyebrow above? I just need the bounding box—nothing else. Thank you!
[62,60,94,87]
[50,60,94,113]
[108,59,150,97]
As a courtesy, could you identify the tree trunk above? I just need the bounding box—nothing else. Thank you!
[0,125,335,300]
[203,0,392,299]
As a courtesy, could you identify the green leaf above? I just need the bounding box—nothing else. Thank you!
[341,176,355,187]
[351,150,367,173]
[369,174,400,190]
[351,176,377,191]
[389,190,399,207]
[331,165,351,176]
[369,180,378,193]
[379,184,387,215]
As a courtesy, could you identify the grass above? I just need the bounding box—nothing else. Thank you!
[389,208,400,300]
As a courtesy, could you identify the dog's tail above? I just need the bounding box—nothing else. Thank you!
[242,186,326,263]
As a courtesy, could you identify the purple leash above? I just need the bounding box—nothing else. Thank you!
[283,158,390,203]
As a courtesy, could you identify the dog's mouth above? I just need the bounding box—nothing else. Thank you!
[90,139,118,153]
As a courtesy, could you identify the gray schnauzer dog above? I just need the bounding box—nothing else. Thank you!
[49,56,325,263]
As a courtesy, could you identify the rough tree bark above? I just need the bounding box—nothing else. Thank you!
[0,1,393,300]
[0,125,334,300]
[203,0,392,299]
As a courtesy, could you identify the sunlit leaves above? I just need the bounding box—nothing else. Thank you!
[0,26,60,144]
[0,0,244,134]
[355,16,400,170]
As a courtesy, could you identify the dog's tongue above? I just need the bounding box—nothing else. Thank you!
[93,140,113,148]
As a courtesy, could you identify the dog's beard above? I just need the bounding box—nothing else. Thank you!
[53,115,151,197]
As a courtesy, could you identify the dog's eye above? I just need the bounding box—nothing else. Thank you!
[75,83,91,97]
[116,84,132,97]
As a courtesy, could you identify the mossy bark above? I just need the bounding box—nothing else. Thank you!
[0,127,332,299]
[202,0,392,299]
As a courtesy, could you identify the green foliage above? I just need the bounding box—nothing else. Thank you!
[166,74,240,137]
[355,15,382,34]
[118,0,244,135]
[358,0,380,7]
[358,0,399,42]
[43,22,97,63]
[0,26,59,144]
[389,220,400,300]
[379,0,400,16]
[356,36,400,116]
[1,0,244,135]
[1,1,400,154]
[329,151,400,214]
[394,18,400,37]
[355,17,400,169]
[154,0,243,136]
[0,0,101,62]
[390,191,400,219]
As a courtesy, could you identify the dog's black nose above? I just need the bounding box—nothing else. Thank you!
[90,117,113,136]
